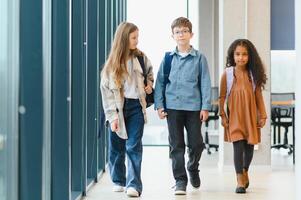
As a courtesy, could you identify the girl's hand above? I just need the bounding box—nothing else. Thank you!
[257,118,266,128]
[221,116,229,127]
[110,119,119,132]
[144,85,153,94]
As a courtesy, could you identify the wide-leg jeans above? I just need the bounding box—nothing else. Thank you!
[108,98,144,193]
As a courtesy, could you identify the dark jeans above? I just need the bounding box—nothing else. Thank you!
[233,140,254,174]
[108,98,144,193]
[166,109,205,186]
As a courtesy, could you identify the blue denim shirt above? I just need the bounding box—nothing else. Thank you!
[154,47,211,111]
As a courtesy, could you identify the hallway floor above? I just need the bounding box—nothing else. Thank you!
[85,147,295,200]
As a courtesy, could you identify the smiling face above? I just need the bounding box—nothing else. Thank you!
[234,45,249,67]
[129,29,139,50]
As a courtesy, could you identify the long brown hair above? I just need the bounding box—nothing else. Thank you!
[226,39,267,89]
[103,22,142,88]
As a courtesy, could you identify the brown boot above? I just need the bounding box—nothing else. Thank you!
[235,173,246,194]
[243,169,249,189]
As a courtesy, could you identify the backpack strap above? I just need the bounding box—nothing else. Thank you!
[225,67,234,98]
[137,55,147,86]
[225,66,256,98]
[163,52,173,86]
[163,52,173,109]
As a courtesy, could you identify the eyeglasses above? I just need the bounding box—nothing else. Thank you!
[173,29,191,36]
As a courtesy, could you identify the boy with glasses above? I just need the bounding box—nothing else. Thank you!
[154,17,212,195]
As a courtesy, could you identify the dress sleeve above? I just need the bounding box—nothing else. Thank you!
[219,71,227,117]
[255,86,267,119]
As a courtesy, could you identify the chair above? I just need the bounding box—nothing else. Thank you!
[271,92,294,154]
[204,87,219,154]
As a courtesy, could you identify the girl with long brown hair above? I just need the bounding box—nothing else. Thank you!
[101,22,153,197]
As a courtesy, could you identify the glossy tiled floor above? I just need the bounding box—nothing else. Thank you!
[85,147,295,200]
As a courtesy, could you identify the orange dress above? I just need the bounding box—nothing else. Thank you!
[219,67,267,145]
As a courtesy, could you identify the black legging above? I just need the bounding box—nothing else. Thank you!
[233,140,254,174]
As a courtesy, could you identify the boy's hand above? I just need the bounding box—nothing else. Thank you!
[110,119,119,133]
[257,118,266,128]
[200,110,209,122]
[144,85,152,94]
[221,116,229,127]
[157,108,167,119]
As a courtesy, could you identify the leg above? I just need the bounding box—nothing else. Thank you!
[166,109,187,187]
[233,140,246,193]
[242,141,254,189]
[108,127,126,187]
[243,141,254,172]
[124,99,144,194]
[185,111,204,188]
[233,140,245,174]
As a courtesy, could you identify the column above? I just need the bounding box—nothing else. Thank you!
[197,0,216,85]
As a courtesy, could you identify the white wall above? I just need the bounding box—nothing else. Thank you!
[271,51,296,93]
[127,0,187,78]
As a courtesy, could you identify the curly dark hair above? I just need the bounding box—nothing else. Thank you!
[226,39,267,89]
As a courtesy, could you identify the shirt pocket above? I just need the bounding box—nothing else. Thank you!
[183,64,198,82]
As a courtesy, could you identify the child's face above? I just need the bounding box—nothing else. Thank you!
[172,26,193,46]
[234,45,249,67]
[129,30,139,50]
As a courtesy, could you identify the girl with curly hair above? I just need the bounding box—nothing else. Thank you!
[219,39,267,194]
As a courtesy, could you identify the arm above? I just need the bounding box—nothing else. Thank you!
[199,55,211,122]
[154,59,166,110]
[100,73,118,124]
[255,86,267,127]
[219,71,228,127]
[199,55,212,111]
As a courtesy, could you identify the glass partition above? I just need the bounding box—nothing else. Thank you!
[0,0,19,200]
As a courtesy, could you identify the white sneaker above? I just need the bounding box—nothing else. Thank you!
[174,190,186,195]
[126,187,139,197]
[112,184,124,192]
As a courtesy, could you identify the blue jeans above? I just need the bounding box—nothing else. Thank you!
[108,98,144,193]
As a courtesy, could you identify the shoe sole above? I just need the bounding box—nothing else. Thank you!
[174,191,186,195]
[112,187,124,192]
[113,189,124,192]
[126,193,139,197]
